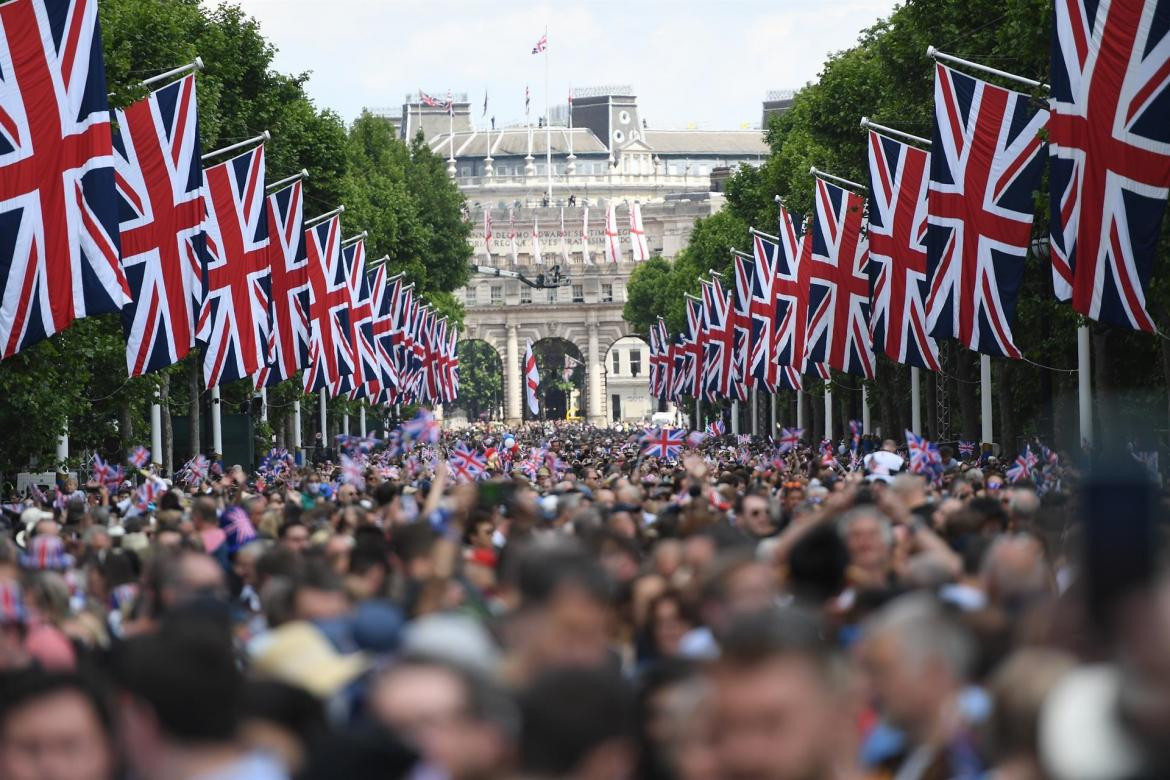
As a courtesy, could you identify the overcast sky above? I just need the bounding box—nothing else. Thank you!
[227,0,902,130]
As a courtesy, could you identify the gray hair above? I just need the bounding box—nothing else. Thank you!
[865,592,976,681]
[837,506,893,547]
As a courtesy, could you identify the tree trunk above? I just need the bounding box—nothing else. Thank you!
[188,359,201,457]
[954,346,979,441]
[998,360,1016,457]
[161,377,173,476]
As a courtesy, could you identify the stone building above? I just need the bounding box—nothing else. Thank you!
[382,87,777,425]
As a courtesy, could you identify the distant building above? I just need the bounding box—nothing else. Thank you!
[403,87,771,425]
[761,89,796,130]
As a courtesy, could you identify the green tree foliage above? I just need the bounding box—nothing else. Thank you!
[456,341,503,421]
[0,0,472,474]
[626,0,1170,449]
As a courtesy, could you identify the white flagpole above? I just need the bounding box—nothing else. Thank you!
[1078,325,1093,448]
[751,388,759,436]
[544,25,552,202]
[824,385,834,442]
[151,386,162,465]
[57,427,69,466]
[292,399,302,457]
[360,406,367,437]
[862,385,870,434]
[211,386,223,457]
[731,400,740,435]
[319,388,327,450]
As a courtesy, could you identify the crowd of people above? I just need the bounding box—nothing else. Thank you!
[0,418,1166,780]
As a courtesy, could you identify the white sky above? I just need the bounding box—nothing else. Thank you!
[225,0,902,131]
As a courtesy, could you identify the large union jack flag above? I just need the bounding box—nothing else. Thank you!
[368,267,401,401]
[0,0,130,359]
[641,427,686,460]
[1049,0,1170,332]
[700,277,736,401]
[925,64,1048,359]
[114,73,205,377]
[805,178,875,379]
[335,238,379,399]
[255,180,307,388]
[197,145,271,386]
[303,214,354,394]
[730,253,753,399]
[865,130,941,371]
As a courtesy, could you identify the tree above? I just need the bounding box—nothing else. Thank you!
[456,342,503,421]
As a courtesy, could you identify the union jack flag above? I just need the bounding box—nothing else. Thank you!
[531,32,548,54]
[1006,445,1039,483]
[401,408,440,445]
[303,215,354,394]
[925,64,1048,359]
[368,267,401,397]
[730,253,754,399]
[747,232,782,391]
[180,453,209,485]
[707,419,726,437]
[128,445,150,469]
[958,440,976,458]
[256,180,308,388]
[778,426,804,453]
[91,453,114,485]
[197,144,271,386]
[905,429,941,475]
[219,505,257,550]
[679,297,705,398]
[686,430,708,448]
[701,277,737,401]
[641,427,686,460]
[849,419,862,451]
[648,320,666,397]
[339,453,365,485]
[737,434,752,446]
[449,442,487,482]
[134,476,166,510]
[336,239,380,399]
[865,130,940,371]
[769,208,830,386]
[1049,0,1170,332]
[114,73,205,377]
[0,0,130,359]
[805,178,875,379]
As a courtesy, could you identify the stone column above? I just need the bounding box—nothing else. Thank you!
[587,322,605,426]
[505,325,521,424]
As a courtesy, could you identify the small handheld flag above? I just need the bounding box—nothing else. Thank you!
[531,32,548,54]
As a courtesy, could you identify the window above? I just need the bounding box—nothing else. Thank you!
[490,285,502,305]
[547,287,557,303]
[520,286,532,304]
[571,284,584,303]
[630,349,642,377]
[466,286,477,304]
[612,350,621,375]
[601,283,613,303]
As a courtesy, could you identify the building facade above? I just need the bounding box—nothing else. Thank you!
[387,87,774,425]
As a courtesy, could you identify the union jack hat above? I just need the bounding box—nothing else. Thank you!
[20,535,73,571]
[0,581,25,625]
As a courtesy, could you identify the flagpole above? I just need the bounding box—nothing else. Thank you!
[824,382,833,442]
[862,385,870,434]
[751,388,759,436]
[319,388,327,452]
[211,386,223,457]
[544,25,552,202]
[980,354,993,445]
[770,392,777,438]
[1077,325,1093,449]
[151,386,162,467]
[731,400,740,435]
[201,131,269,163]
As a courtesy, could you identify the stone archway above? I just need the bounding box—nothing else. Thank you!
[529,337,586,420]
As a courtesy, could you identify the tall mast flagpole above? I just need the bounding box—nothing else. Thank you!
[545,25,552,202]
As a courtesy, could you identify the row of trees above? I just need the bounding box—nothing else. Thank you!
[625,0,1170,453]
[0,0,472,474]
